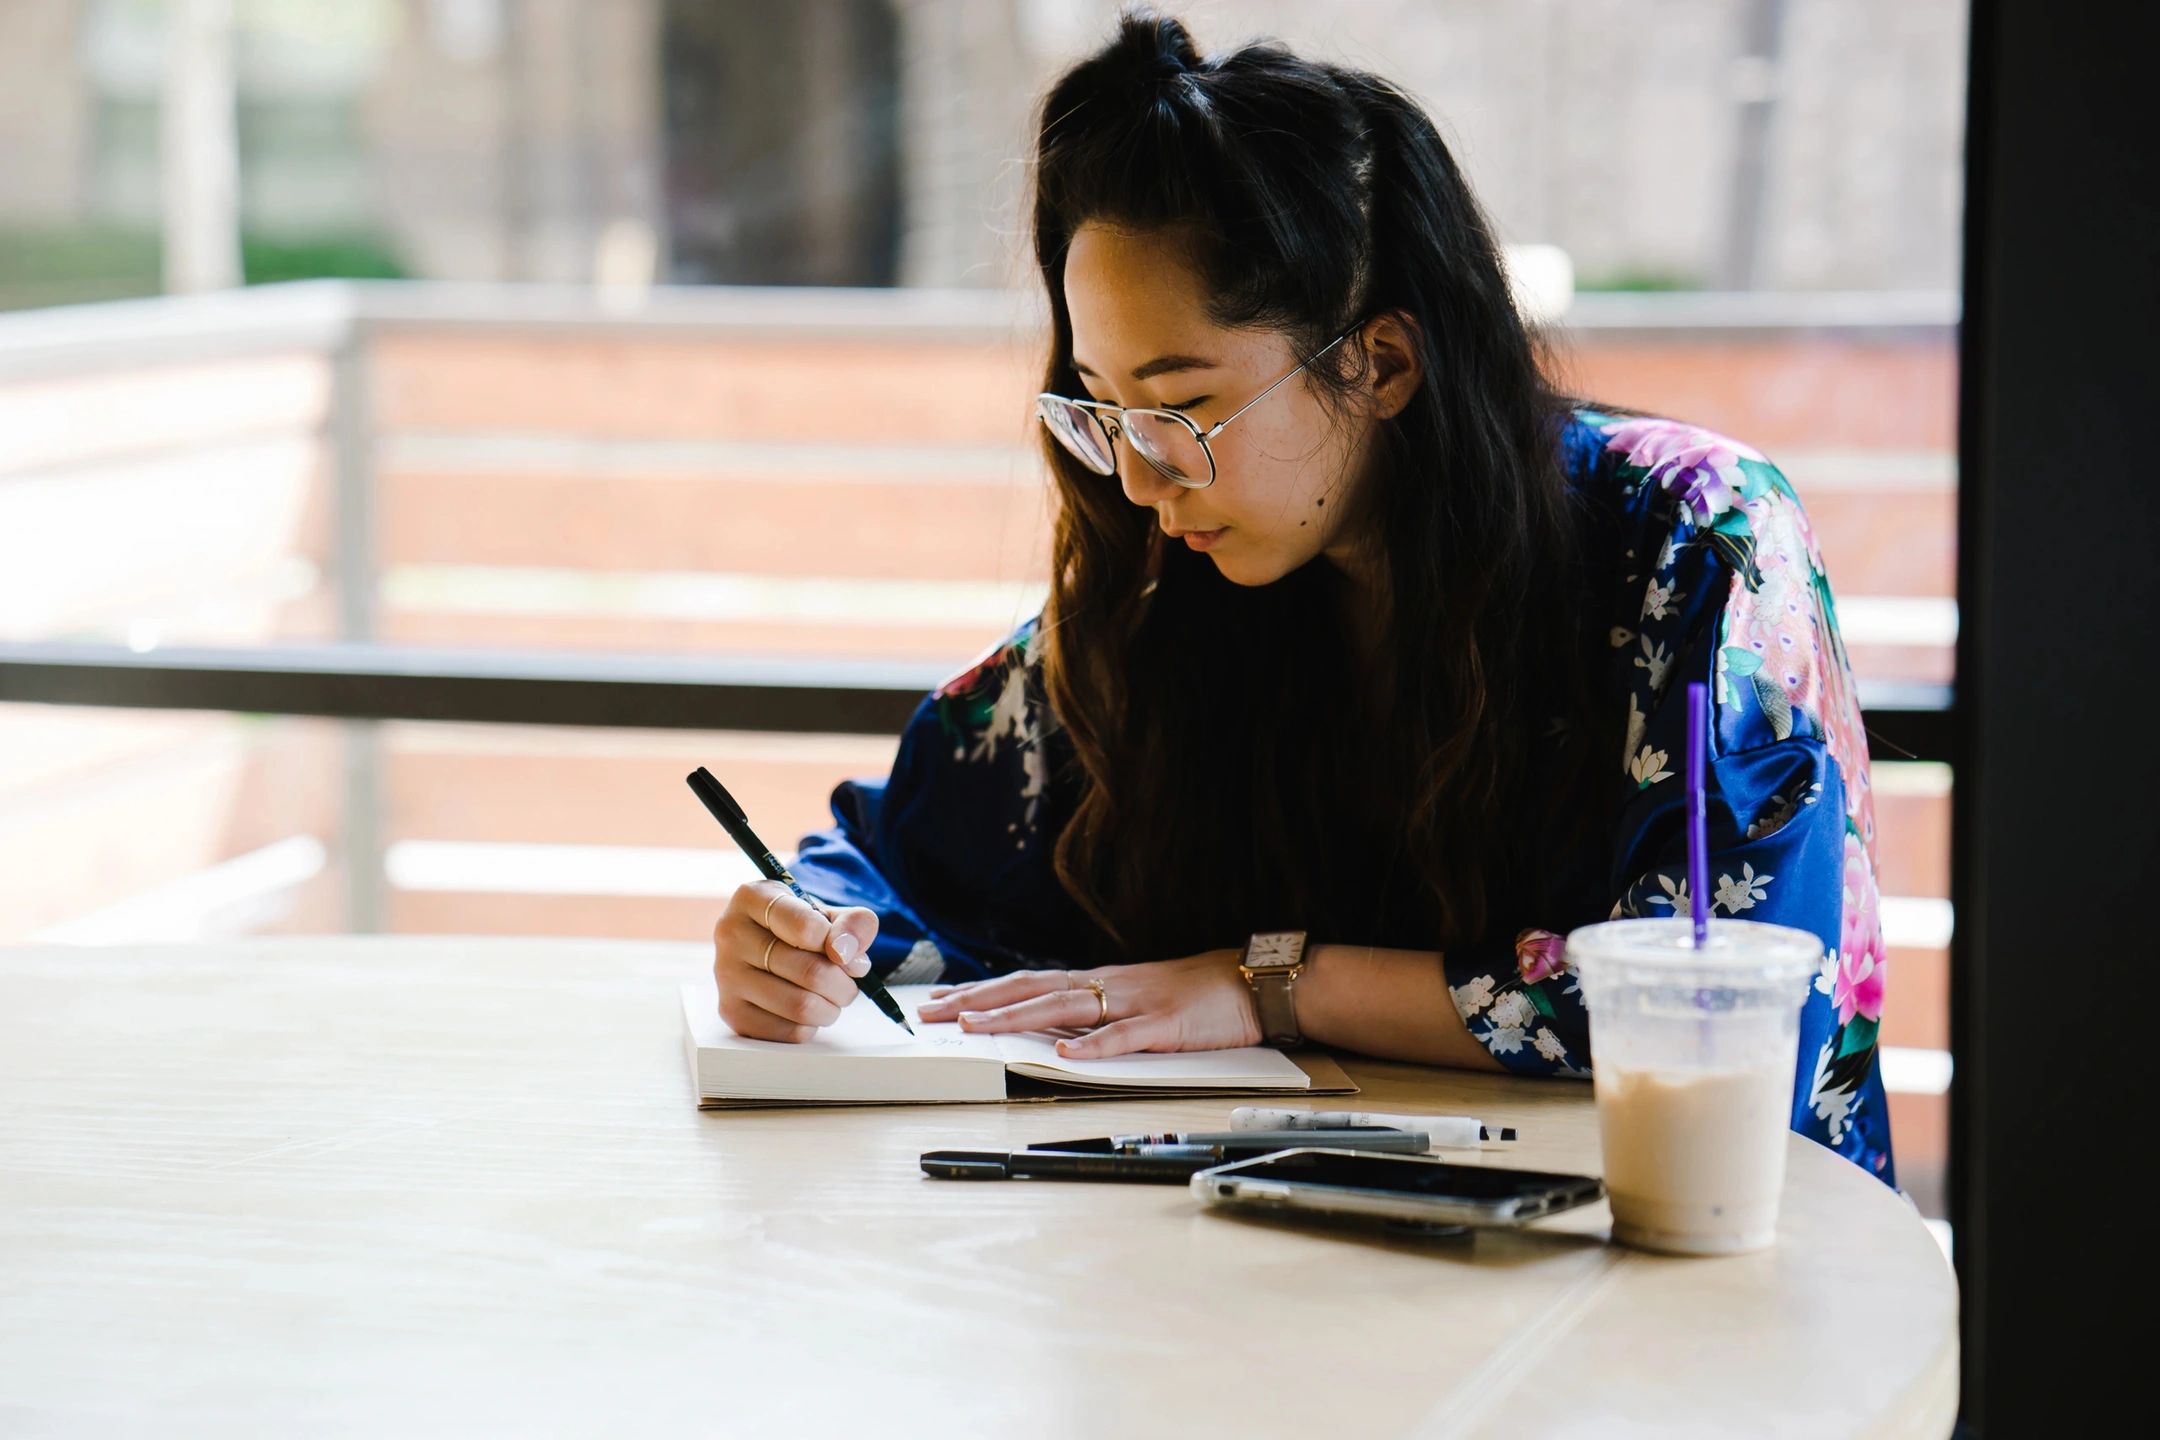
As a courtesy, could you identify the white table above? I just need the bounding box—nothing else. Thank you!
[0,939,1958,1437]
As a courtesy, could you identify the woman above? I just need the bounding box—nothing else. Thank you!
[710,8,1894,1183]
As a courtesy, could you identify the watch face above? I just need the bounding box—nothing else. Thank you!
[1246,931,1305,969]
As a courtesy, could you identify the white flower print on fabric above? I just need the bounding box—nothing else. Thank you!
[1641,577,1681,622]
[1451,975,1496,1017]
[1532,1027,1569,1063]
[936,629,1051,835]
[1629,745,1674,788]
[1610,625,1635,649]
[1747,780,1823,840]
[1622,692,1649,774]
[1636,636,1674,694]
[1484,1026,1527,1056]
[1808,1039,1859,1147]
[1488,991,1536,1030]
[1644,873,1691,915]
[1713,863,1773,913]
[1015,747,1048,842]
[970,654,1034,763]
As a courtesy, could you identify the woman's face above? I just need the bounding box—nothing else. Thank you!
[1062,222,1411,588]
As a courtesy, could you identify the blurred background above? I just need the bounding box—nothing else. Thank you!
[0,0,1961,1224]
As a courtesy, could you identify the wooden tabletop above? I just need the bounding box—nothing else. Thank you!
[0,939,1957,1438]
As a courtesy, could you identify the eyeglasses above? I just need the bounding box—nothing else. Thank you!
[1034,327,1358,489]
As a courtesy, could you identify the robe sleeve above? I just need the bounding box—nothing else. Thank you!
[786,615,1097,986]
[1441,419,1896,1184]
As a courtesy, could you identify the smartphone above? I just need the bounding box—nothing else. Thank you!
[1191,1147,1605,1233]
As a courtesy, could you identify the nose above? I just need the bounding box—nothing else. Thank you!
[1112,424,1183,507]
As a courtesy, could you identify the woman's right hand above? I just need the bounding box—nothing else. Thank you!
[713,880,877,1043]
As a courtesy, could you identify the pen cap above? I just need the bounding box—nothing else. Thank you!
[919,1151,1011,1179]
[686,767,747,823]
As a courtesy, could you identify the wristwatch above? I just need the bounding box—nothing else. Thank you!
[1239,930,1309,1047]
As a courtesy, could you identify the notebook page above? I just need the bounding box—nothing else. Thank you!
[680,982,1004,1102]
[989,1029,1312,1090]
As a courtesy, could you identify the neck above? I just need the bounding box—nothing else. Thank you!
[1322,530,1387,636]
[1323,553,1391,692]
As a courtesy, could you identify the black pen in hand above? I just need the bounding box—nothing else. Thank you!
[686,766,915,1035]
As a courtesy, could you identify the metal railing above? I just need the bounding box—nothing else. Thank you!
[0,279,1959,936]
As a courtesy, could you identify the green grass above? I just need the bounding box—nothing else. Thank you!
[0,225,408,312]
[1573,268,1702,293]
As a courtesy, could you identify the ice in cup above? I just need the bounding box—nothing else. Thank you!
[1568,917,1821,1256]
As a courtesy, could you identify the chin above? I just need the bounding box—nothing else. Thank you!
[1207,550,1293,587]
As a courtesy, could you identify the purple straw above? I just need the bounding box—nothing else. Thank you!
[1686,680,1710,948]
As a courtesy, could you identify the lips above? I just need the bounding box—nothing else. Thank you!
[1170,526,1228,551]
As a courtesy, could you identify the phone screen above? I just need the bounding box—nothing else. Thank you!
[1222,1150,1599,1202]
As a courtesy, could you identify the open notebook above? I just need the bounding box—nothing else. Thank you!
[680,980,1357,1108]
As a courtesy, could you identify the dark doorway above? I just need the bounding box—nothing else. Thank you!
[661,0,902,286]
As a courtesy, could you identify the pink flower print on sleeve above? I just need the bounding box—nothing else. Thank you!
[1830,832,1888,1025]
[1598,417,1767,523]
[1514,928,1568,985]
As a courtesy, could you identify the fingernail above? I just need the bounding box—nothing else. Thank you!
[960,1011,985,1025]
[831,933,858,961]
[844,955,870,978]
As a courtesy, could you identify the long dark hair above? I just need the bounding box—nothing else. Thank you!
[1031,7,1598,963]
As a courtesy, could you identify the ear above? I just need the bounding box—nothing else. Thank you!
[1359,311,1425,421]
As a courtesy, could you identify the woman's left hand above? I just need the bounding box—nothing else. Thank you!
[915,950,1261,1059]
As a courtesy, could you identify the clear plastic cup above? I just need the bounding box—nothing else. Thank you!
[1568,917,1821,1256]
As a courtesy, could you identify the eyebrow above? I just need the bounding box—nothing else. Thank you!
[1070,353,1221,382]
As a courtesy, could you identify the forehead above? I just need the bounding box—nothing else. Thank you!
[1063,224,1298,385]
[1062,223,1212,338]
[1061,222,1272,377]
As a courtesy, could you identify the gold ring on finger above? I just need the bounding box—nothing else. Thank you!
[761,935,779,971]
[1084,978,1108,1028]
[761,891,783,928]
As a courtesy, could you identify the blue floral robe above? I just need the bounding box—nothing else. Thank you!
[792,408,1896,1185]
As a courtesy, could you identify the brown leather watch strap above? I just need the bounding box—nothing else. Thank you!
[1250,969,1301,1047]
[1241,931,1308,1047]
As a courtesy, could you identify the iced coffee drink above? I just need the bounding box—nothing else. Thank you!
[1568,918,1820,1256]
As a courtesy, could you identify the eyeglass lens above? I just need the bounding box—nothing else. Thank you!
[1037,396,1115,474]
[1036,397,1208,485]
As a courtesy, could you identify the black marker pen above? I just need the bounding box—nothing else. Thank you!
[919,1149,1209,1182]
[687,765,913,1035]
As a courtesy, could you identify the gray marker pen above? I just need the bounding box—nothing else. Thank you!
[1228,1107,1516,1147]
[1029,1128,1431,1156]
[1118,1128,1431,1153]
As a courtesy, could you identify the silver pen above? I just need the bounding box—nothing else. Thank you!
[1227,1107,1516,1146]
[1115,1128,1429,1153]
[1028,1128,1430,1156]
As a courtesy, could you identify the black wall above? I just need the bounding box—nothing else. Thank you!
[1954,1,2159,1430]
